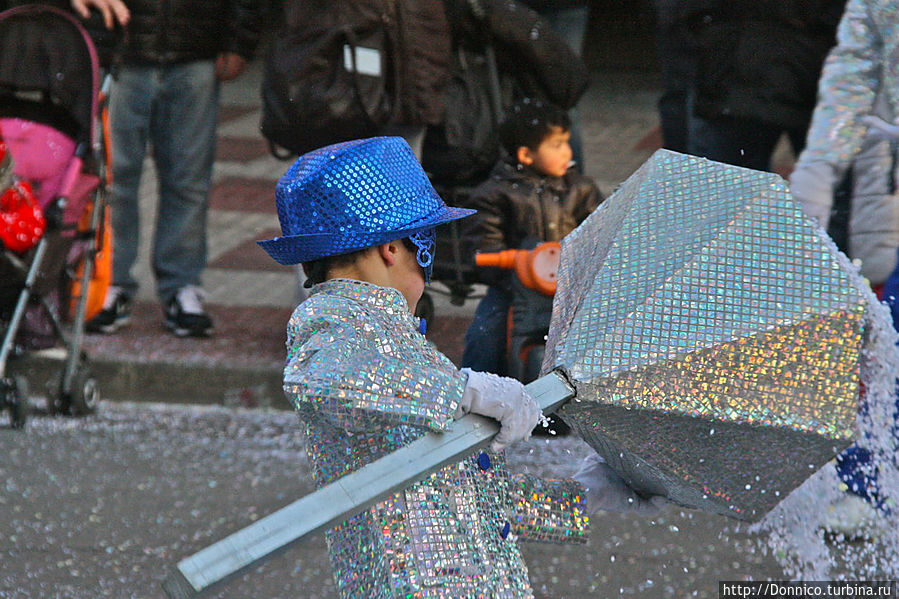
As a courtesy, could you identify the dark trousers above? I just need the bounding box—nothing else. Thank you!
[461,285,511,375]
[688,114,807,172]
[653,0,695,153]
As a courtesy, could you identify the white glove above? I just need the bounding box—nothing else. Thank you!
[860,115,899,142]
[573,453,670,515]
[459,368,542,452]
[788,160,837,230]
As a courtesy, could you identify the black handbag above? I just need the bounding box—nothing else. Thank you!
[260,2,400,158]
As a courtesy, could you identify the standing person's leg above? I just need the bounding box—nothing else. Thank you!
[109,65,154,297]
[540,6,589,51]
[87,64,154,333]
[688,115,782,171]
[533,5,589,172]
[151,60,218,336]
[653,0,695,153]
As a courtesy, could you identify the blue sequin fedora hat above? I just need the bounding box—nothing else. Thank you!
[257,136,476,266]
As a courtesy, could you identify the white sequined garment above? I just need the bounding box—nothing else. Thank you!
[801,0,899,167]
[791,0,899,285]
[284,279,588,598]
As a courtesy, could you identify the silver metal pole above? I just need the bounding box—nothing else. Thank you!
[63,190,105,394]
[0,238,49,376]
[162,370,575,598]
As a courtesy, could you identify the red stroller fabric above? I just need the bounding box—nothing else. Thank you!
[0,140,45,254]
[0,179,44,253]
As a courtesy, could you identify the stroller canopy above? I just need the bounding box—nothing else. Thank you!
[0,5,99,146]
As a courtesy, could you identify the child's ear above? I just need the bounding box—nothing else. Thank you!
[516,146,534,166]
[378,242,398,267]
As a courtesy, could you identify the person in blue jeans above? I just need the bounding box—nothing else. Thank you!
[650,0,695,153]
[86,0,260,337]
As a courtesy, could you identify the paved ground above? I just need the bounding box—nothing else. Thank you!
[0,400,786,599]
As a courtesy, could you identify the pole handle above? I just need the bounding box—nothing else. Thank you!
[163,370,575,598]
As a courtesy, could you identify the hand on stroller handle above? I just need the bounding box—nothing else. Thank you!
[70,0,130,29]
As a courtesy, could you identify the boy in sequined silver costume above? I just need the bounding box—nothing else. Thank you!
[257,137,666,597]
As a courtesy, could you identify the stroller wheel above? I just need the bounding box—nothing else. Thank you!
[70,368,99,416]
[7,376,29,430]
[52,359,99,417]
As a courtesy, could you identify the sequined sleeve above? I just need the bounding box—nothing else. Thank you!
[507,473,589,544]
[284,301,466,434]
[801,0,882,169]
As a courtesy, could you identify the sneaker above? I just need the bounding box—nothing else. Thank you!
[164,286,213,337]
[85,286,132,333]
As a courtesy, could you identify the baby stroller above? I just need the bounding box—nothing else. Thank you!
[0,4,112,428]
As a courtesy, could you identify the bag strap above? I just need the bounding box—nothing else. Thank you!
[267,140,294,161]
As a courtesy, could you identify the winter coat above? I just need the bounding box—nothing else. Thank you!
[789,0,899,286]
[116,0,260,65]
[284,279,588,598]
[462,159,602,285]
[393,0,452,126]
[444,0,589,110]
[682,0,845,130]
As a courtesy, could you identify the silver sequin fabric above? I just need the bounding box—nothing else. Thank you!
[546,150,866,522]
[284,279,588,598]
[801,0,899,167]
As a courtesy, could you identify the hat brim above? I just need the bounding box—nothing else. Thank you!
[257,205,476,265]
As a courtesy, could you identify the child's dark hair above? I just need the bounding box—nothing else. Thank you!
[302,238,419,287]
[498,98,570,157]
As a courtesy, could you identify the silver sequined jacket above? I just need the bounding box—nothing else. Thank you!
[792,0,899,285]
[284,279,588,598]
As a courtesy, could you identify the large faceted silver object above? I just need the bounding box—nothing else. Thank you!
[546,150,865,521]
